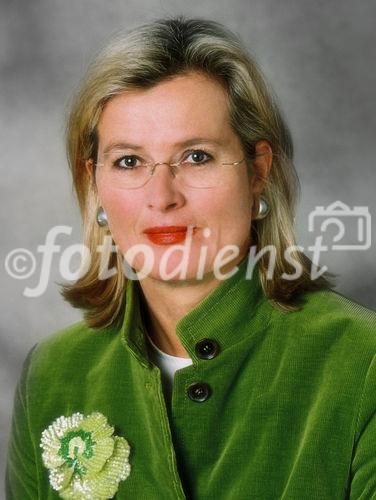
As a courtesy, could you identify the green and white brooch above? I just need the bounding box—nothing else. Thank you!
[40,412,131,499]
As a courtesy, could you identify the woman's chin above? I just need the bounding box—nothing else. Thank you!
[128,255,214,283]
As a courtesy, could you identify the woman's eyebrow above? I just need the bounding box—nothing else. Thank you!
[103,137,224,154]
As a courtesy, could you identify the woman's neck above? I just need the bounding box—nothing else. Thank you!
[138,276,214,357]
[137,255,246,357]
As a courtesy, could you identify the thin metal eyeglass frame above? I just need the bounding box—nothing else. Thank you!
[93,157,247,189]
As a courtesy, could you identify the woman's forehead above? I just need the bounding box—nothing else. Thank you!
[97,73,237,151]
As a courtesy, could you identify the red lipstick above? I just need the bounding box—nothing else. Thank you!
[143,226,196,245]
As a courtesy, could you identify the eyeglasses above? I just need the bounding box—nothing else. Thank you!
[94,149,248,189]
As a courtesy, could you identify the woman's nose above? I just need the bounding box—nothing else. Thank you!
[146,163,185,211]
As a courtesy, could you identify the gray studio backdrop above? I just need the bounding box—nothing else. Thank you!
[1,0,375,491]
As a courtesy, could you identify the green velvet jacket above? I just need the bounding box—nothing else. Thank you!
[6,256,376,499]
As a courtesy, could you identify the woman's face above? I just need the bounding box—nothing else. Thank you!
[94,71,268,282]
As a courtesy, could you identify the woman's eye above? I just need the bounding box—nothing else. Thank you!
[114,156,140,169]
[185,150,212,164]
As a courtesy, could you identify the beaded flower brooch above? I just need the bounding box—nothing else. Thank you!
[40,412,131,499]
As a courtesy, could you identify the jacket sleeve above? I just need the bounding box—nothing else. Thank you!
[349,354,376,498]
[5,344,39,499]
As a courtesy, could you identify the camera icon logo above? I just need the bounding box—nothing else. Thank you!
[308,200,371,251]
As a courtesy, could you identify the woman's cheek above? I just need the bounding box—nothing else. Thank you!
[98,190,137,251]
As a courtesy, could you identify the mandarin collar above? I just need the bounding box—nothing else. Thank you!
[120,254,272,367]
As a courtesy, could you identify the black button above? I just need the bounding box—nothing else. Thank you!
[187,382,211,402]
[195,338,220,360]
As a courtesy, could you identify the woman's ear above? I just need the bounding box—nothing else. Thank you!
[250,140,273,197]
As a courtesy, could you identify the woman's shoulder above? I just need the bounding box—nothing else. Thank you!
[34,320,104,354]
[26,319,121,379]
[282,286,376,356]
[302,286,376,327]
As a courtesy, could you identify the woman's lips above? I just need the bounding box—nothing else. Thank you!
[143,226,197,245]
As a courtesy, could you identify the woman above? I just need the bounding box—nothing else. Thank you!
[6,16,376,500]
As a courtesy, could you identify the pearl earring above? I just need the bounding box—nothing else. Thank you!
[96,207,108,227]
[253,196,270,220]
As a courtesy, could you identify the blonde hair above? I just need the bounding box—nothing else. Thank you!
[61,15,336,329]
